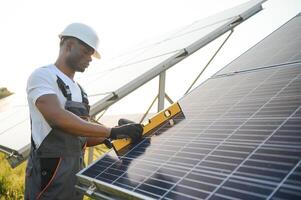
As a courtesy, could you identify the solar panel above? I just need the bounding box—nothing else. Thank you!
[0,94,30,167]
[0,0,266,167]
[80,0,266,114]
[76,13,301,200]
[216,12,301,76]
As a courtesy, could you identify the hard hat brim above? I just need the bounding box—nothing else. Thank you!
[93,51,101,59]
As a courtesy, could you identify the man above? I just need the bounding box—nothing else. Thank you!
[25,23,143,200]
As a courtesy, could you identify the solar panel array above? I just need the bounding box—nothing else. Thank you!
[0,1,265,166]
[79,0,265,105]
[77,12,301,200]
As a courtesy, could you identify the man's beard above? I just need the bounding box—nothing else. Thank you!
[66,55,85,72]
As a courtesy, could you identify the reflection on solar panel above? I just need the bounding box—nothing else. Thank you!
[0,0,266,168]
[76,13,301,200]
[0,94,30,167]
[81,0,266,114]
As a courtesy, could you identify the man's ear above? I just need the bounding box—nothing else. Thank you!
[65,40,73,52]
[64,38,76,53]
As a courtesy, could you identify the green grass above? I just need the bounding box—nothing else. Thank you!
[0,87,12,99]
[0,146,108,200]
[0,88,23,199]
[0,153,25,200]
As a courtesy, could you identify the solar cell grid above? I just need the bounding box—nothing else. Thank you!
[78,63,301,199]
[216,13,301,75]
[75,9,301,199]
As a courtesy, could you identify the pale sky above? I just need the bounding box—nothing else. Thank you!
[0,0,301,115]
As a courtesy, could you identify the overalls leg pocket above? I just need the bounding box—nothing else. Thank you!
[36,157,61,199]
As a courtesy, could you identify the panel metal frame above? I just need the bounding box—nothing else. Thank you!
[0,144,30,168]
[77,150,155,200]
[90,0,265,116]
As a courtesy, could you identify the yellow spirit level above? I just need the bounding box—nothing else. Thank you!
[112,102,182,153]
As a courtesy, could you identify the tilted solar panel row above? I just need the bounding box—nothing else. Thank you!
[76,12,301,200]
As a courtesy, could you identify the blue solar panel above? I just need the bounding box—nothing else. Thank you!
[76,12,301,200]
[216,13,301,76]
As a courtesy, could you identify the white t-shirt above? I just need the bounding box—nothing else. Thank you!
[27,64,83,148]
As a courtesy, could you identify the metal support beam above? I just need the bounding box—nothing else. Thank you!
[139,94,158,123]
[165,93,174,104]
[158,71,166,112]
[185,29,234,95]
[139,92,174,123]
[90,10,253,116]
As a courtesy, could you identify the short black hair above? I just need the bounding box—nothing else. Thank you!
[60,36,94,53]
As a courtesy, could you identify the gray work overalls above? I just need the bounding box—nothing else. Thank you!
[25,76,89,200]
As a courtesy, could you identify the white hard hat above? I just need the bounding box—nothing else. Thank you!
[59,23,100,59]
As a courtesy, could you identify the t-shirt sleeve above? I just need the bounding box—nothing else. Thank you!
[27,68,57,105]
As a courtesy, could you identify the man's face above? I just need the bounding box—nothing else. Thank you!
[66,39,95,72]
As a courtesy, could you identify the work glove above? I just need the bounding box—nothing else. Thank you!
[118,118,135,126]
[110,123,143,144]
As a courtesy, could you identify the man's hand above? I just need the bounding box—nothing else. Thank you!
[110,123,143,143]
